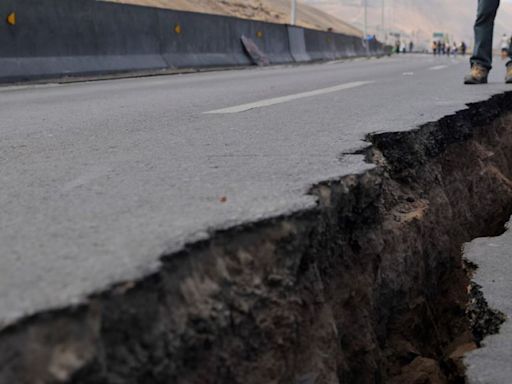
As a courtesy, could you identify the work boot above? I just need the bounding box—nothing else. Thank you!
[464,64,489,84]
[506,64,512,84]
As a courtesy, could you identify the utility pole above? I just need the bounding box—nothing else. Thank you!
[291,0,297,26]
[363,0,369,55]
[381,0,386,43]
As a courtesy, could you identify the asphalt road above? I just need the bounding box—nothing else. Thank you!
[464,220,512,384]
[1,54,511,328]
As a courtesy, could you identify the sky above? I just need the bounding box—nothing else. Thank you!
[303,0,512,49]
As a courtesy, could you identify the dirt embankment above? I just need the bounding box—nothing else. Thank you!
[102,0,362,37]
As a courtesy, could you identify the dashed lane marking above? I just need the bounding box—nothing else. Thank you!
[428,65,448,71]
[204,81,374,114]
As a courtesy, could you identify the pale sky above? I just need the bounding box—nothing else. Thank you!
[304,0,512,48]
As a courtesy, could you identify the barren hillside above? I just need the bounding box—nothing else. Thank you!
[104,0,362,36]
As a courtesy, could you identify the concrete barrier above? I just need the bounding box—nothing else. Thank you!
[158,11,293,68]
[288,26,311,63]
[0,0,384,83]
[0,0,167,82]
[334,34,359,58]
[304,29,337,61]
[158,11,251,68]
[304,28,379,61]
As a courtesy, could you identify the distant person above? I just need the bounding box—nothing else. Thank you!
[432,41,438,55]
[465,0,512,84]
[460,41,467,56]
[395,39,401,54]
[500,33,510,60]
[445,42,451,56]
[453,42,458,56]
[401,41,407,54]
[409,41,414,53]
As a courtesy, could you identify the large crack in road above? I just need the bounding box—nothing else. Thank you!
[2,93,512,384]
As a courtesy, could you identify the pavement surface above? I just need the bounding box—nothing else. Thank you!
[464,221,512,384]
[1,54,511,329]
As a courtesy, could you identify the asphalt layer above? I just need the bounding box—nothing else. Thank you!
[1,54,511,328]
[464,221,512,384]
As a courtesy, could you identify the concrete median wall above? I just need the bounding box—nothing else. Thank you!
[157,11,293,68]
[0,0,167,81]
[304,29,382,61]
[0,0,385,83]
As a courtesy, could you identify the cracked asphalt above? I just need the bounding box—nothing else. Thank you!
[1,54,511,328]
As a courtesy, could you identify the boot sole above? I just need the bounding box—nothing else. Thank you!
[464,79,488,85]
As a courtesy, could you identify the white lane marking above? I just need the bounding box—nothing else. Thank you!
[204,81,374,114]
[402,72,414,76]
[428,65,448,71]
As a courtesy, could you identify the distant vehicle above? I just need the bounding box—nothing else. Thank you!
[433,32,445,41]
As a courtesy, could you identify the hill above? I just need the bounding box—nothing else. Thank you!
[105,0,362,37]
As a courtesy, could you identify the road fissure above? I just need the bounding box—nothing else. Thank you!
[2,93,512,383]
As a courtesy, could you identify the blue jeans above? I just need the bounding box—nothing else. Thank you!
[471,0,502,69]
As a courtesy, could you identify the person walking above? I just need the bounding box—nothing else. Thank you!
[461,41,467,56]
[400,41,407,54]
[465,0,512,84]
[500,33,510,60]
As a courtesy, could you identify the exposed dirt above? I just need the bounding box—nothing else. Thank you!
[363,108,512,383]
[464,269,507,344]
[2,94,512,384]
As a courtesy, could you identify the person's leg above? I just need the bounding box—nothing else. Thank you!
[471,0,500,70]
[507,38,512,66]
